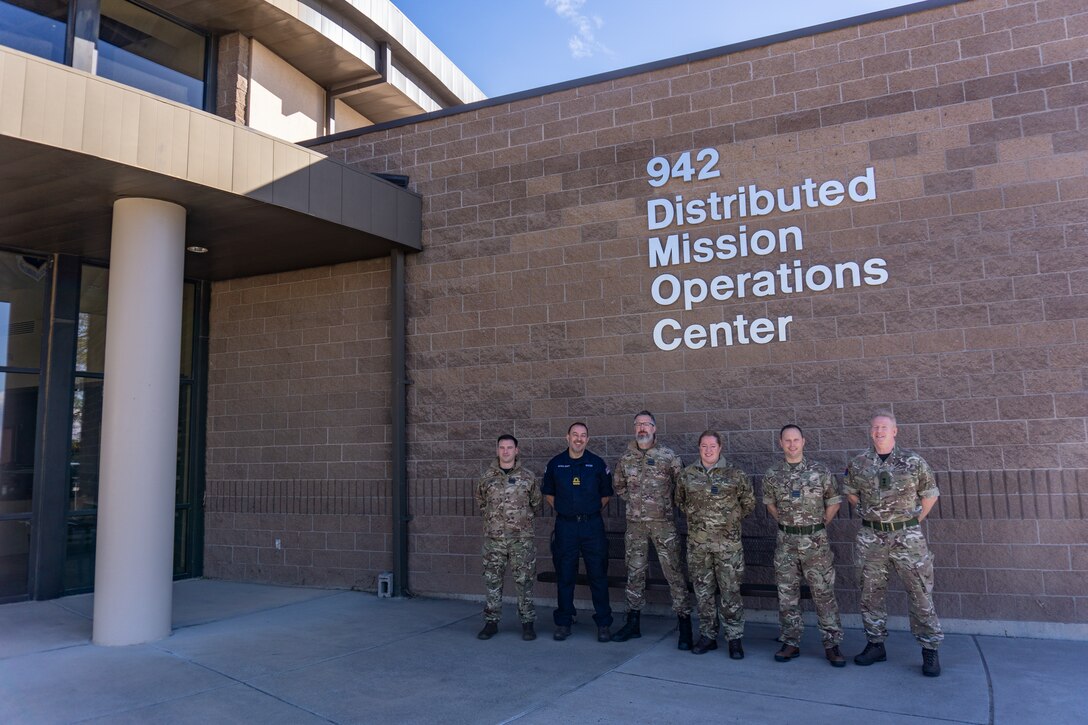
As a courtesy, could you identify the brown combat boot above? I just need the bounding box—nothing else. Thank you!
[774,644,800,662]
[825,645,846,667]
[522,622,536,641]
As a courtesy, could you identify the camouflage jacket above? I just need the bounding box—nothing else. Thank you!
[613,440,683,522]
[676,457,755,543]
[762,457,841,528]
[844,445,937,523]
[475,459,541,539]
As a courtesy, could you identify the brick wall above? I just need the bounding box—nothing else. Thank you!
[204,259,394,587]
[209,0,1088,625]
[215,32,250,124]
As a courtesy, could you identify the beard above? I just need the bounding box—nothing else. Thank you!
[636,432,653,446]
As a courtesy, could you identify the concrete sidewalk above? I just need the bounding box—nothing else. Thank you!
[2,580,1085,724]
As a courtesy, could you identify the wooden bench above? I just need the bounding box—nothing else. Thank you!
[537,526,811,600]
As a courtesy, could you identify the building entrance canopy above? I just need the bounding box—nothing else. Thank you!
[0,46,421,280]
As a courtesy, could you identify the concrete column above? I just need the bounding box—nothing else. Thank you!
[92,198,186,646]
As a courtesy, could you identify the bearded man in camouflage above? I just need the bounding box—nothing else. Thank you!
[763,424,845,667]
[611,411,693,649]
[676,430,755,659]
[846,412,943,677]
[475,434,542,641]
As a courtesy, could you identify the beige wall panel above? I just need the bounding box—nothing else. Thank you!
[185,112,212,187]
[232,126,275,202]
[91,83,130,163]
[211,122,236,192]
[37,63,71,147]
[59,73,87,151]
[118,91,140,166]
[167,105,192,179]
[0,51,27,136]
[308,158,343,223]
[340,168,371,230]
[333,99,369,133]
[186,113,235,191]
[19,60,48,143]
[136,96,190,178]
[271,141,310,213]
[248,40,323,143]
[81,80,107,157]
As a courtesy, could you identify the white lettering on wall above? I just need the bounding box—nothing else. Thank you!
[641,152,889,351]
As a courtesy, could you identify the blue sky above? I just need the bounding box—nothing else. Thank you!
[391,0,924,98]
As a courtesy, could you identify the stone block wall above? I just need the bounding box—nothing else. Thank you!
[208,0,1088,625]
[204,259,394,588]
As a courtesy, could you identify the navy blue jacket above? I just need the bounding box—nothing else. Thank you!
[541,449,613,516]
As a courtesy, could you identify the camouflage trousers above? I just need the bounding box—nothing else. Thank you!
[623,519,692,614]
[688,537,744,640]
[774,530,842,647]
[856,525,943,648]
[482,536,537,623]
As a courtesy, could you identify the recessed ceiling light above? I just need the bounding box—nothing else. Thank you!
[186,245,208,254]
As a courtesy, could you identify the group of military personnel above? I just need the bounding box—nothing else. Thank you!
[474,410,944,678]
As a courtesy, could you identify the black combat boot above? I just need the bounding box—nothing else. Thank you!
[477,621,498,640]
[692,635,718,654]
[522,622,536,641]
[611,611,642,641]
[677,615,693,650]
[922,647,941,677]
[728,638,744,660]
[854,641,887,665]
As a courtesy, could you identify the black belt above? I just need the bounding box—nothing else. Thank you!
[778,523,825,535]
[863,517,919,532]
[557,512,601,522]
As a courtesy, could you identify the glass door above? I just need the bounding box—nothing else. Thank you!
[63,265,202,593]
[0,252,49,602]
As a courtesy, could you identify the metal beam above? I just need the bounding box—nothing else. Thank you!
[390,248,409,597]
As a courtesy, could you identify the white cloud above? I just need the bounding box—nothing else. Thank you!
[546,0,609,59]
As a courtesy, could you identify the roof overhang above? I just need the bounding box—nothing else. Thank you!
[0,47,421,281]
[149,0,485,122]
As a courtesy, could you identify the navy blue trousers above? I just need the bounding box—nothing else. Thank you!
[551,517,613,627]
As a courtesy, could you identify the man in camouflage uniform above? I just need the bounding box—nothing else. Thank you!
[846,412,943,677]
[676,430,755,659]
[611,411,694,649]
[763,424,845,667]
[475,434,542,641]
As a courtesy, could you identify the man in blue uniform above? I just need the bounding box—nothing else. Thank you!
[542,421,614,642]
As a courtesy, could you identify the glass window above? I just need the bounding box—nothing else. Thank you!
[180,281,194,377]
[78,267,194,374]
[173,507,187,574]
[63,514,95,592]
[0,254,49,370]
[97,0,205,108]
[0,518,31,598]
[0,372,40,515]
[0,0,68,64]
[69,376,102,512]
[76,265,107,373]
[64,267,201,593]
